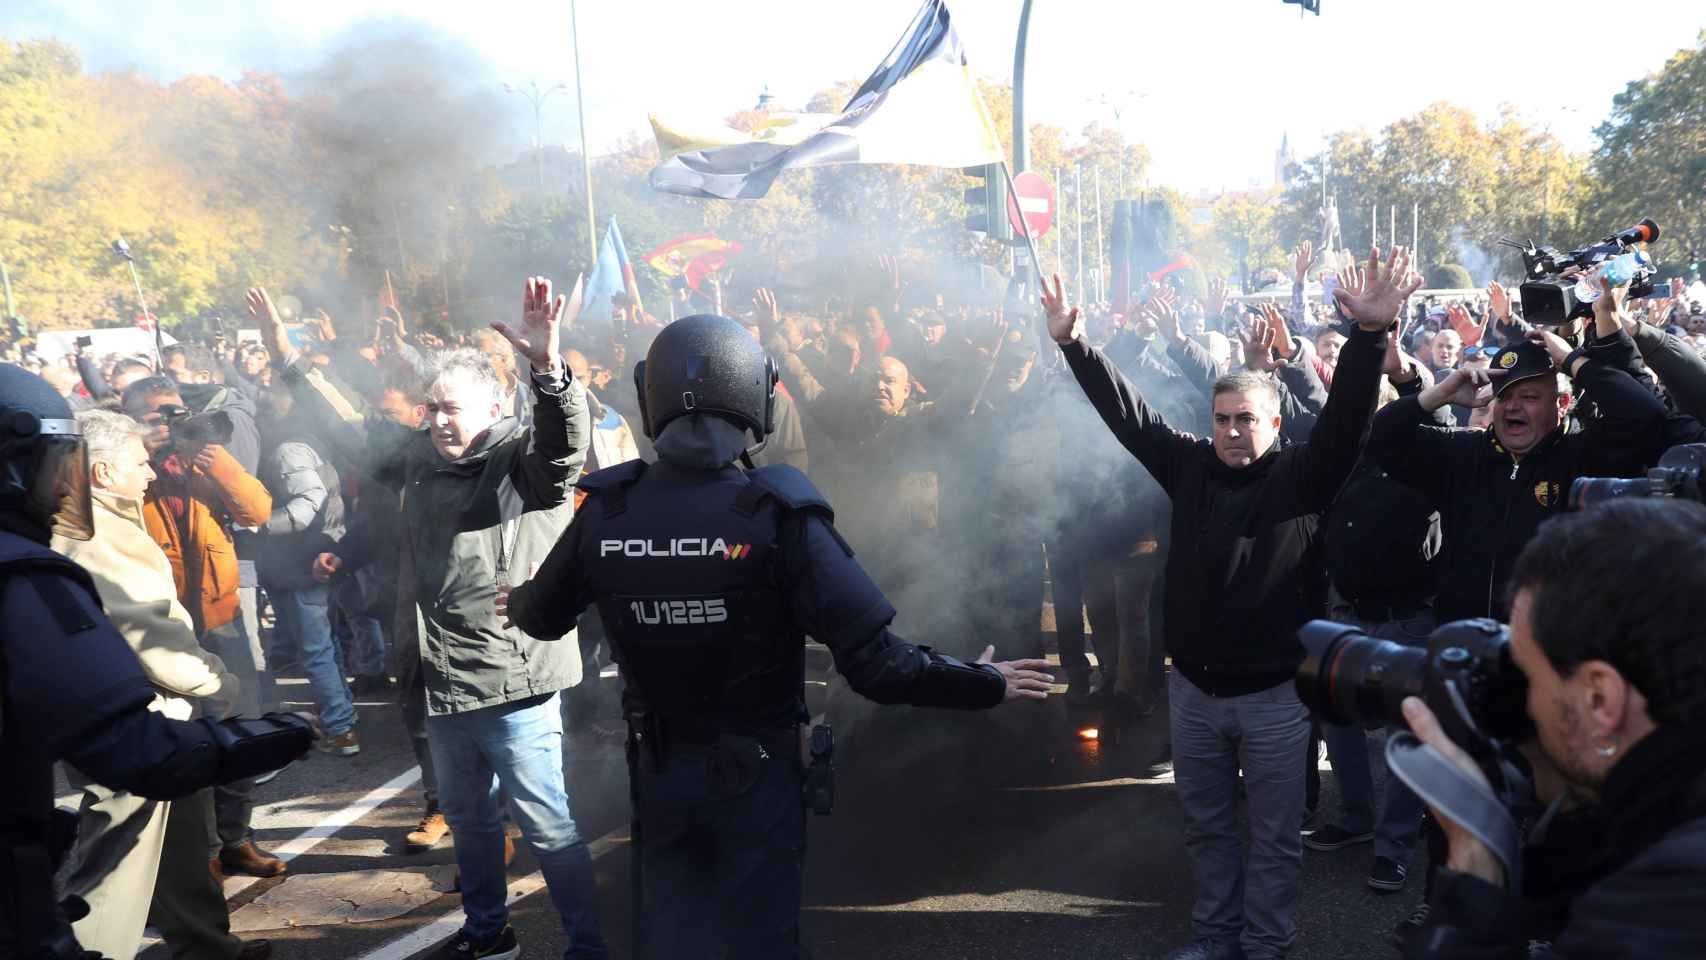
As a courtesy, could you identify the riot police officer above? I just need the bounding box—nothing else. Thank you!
[499,315,1054,960]
[0,362,318,960]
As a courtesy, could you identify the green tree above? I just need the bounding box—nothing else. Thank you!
[1581,33,1706,271]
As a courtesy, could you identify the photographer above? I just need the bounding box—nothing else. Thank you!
[1402,498,1706,958]
[120,376,287,878]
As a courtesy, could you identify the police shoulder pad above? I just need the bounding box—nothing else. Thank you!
[576,458,648,494]
[739,464,833,520]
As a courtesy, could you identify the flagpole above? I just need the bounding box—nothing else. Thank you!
[1053,166,1063,278]
[1094,169,1105,304]
[571,0,598,267]
[997,160,1045,291]
[1074,164,1084,306]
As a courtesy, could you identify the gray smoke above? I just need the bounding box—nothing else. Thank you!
[1450,227,1498,287]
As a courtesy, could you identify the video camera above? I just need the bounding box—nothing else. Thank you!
[154,403,234,453]
[1571,443,1706,510]
[1498,219,1661,325]
[1296,618,1533,794]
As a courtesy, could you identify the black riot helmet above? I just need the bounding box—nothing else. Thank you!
[0,363,94,543]
[633,314,778,442]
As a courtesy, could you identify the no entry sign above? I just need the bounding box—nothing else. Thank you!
[1007,170,1055,239]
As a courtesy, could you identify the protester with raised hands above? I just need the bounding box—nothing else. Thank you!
[250,278,605,960]
[1043,246,1407,960]
[1366,266,1668,627]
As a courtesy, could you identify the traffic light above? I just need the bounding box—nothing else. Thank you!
[962,164,1012,244]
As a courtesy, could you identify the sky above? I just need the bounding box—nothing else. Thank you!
[7,0,1704,195]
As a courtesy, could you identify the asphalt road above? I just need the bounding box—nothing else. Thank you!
[108,657,1423,960]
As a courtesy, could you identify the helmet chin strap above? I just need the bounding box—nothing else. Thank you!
[737,432,771,471]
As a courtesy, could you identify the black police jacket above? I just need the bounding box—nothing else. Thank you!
[506,459,1005,730]
[1058,325,1387,697]
[1365,348,1666,625]
[0,532,214,956]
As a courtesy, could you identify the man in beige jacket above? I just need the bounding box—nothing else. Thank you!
[52,410,270,960]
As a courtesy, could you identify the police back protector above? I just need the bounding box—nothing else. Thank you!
[578,460,817,733]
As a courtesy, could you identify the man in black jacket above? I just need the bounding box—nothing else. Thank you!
[1366,280,1667,625]
[1042,247,1418,960]
[1403,498,1706,959]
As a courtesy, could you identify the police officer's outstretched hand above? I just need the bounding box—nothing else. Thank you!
[977,645,1055,701]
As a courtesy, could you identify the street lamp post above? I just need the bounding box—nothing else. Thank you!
[501,79,570,193]
[570,0,597,267]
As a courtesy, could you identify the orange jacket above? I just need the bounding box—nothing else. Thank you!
[143,444,272,636]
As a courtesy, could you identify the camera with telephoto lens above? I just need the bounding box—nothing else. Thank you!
[1296,618,1534,777]
[155,403,234,452]
[1497,219,1662,325]
[1571,443,1706,510]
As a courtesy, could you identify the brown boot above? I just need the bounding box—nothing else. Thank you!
[219,841,287,878]
[404,807,450,853]
[503,834,516,868]
[209,857,226,884]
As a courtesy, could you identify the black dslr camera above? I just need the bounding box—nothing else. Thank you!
[1296,619,1533,781]
[155,403,234,453]
[1571,443,1706,510]
[1498,219,1661,325]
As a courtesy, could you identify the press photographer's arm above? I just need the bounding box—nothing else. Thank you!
[1400,500,1706,959]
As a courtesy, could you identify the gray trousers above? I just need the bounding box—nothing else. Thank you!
[201,619,260,852]
[1169,671,1310,960]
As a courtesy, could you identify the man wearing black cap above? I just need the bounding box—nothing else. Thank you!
[1366,314,1667,625]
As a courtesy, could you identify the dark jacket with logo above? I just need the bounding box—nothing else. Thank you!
[1366,333,1666,624]
[1059,324,1386,697]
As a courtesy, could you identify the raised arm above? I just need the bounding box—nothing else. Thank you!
[1044,274,1198,495]
[1297,246,1425,507]
[249,286,418,491]
[492,276,590,507]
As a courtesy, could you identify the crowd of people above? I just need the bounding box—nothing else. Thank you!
[6,231,1706,960]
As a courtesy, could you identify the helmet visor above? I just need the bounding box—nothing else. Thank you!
[31,428,94,541]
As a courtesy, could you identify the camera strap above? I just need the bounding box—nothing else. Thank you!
[1386,733,1524,889]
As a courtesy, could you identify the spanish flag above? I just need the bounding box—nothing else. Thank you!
[649,0,1003,200]
[643,234,741,290]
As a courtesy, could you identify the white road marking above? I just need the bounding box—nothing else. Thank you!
[353,829,629,960]
[223,765,422,898]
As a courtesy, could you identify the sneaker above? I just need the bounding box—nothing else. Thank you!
[252,767,281,786]
[1367,856,1408,893]
[1303,823,1374,852]
[1144,744,1174,778]
[405,808,451,852]
[319,729,360,757]
[433,925,518,960]
[1161,939,1244,960]
[1389,902,1429,950]
[1300,806,1319,837]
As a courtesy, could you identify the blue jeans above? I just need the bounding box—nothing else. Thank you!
[1320,607,1434,862]
[1170,671,1310,960]
[426,693,606,957]
[271,585,356,737]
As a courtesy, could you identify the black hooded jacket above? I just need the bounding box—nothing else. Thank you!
[1059,324,1386,697]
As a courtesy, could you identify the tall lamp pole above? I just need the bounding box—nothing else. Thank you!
[570,0,597,267]
[501,79,569,194]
